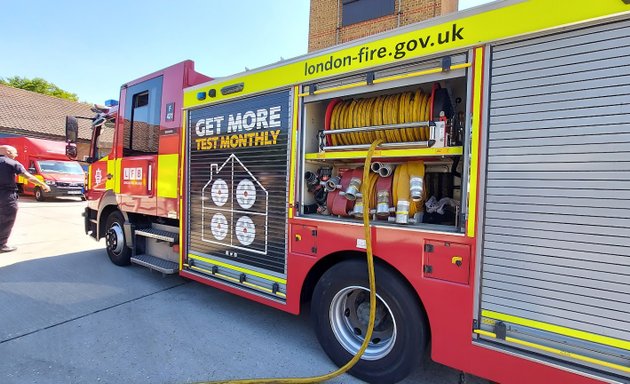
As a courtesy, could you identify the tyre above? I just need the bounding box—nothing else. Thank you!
[104,211,131,266]
[34,187,46,201]
[311,259,427,384]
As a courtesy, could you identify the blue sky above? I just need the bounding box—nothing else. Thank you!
[0,0,492,104]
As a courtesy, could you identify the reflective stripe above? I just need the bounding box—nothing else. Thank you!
[288,87,299,219]
[475,329,630,374]
[180,110,187,271]
[482,310,630,352]
[189,265,287,298]
[107,158,117,191]
[467,47,484,237]
[188,254,287,284]
[157,154,178,198]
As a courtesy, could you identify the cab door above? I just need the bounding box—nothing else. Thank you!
[117,76,163,215]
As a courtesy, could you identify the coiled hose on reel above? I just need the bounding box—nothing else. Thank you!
[329,89,432,146]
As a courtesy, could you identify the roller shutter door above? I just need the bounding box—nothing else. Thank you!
[185,90,292,300]
[479,19,630,378]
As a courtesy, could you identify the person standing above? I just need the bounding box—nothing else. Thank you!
[0,144,51,252]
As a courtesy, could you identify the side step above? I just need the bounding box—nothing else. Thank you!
[135,228,178,243]
[131,254,178,274]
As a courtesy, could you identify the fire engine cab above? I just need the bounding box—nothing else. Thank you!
[66,1,630,383]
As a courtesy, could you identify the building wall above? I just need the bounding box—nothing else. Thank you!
[308,0,458,52]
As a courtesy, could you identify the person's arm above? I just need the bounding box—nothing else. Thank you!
[20,168,51,192]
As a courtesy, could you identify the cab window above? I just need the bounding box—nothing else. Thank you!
[123,76,163,156]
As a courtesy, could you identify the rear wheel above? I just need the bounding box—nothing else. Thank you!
[311,259,427,384]
[34,187,46,201]
[104,211,131,266]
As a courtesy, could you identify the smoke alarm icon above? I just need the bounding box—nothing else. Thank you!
[201,154,268,255]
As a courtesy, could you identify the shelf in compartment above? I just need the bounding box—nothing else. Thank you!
[299,213,461,233]
[305,146,463,160]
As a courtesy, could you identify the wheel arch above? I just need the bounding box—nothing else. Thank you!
[94,190,125,239]
[97,205,124,238]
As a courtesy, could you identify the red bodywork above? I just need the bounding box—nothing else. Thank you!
[85,61,211,217]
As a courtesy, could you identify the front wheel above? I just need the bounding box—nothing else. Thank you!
[34,187,46,201]
[311,259,427,384]
[104,211,131,266]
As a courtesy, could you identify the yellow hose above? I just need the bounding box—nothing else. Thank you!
[352,171,378,217]
[196,140,383,384]
[393,163,410,220]
[373,96,386,143]
[365,98,376,143]
[412,90,422,141]
[391,161,426,221]
[328,88,433,147]
[390,93,403,143]
[424,95,433,140]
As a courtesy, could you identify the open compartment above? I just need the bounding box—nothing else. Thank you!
[297,53,470,232]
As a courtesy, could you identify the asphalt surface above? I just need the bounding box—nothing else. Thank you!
[0,197,486,384]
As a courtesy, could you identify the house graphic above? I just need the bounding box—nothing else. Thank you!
[201,154,269,255]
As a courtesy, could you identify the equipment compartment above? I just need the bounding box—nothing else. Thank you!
[298,56,469,232]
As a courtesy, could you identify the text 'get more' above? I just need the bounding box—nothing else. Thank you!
[195,106,282,137]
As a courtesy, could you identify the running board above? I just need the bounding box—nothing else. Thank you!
[135,228,178,243]
[131,254,179,274]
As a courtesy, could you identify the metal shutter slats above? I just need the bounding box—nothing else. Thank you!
[479,19,630,373]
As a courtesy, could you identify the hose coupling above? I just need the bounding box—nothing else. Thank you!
[378,164,395,177]
[376,190,391,218]
[342,176,362,201]
[387,200,410,224]
[410,176,424,201]
[323,176,341,192]
[350,199,364,217]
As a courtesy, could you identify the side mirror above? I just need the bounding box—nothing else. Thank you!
[65,116,79,144]
[66,144,78,159]
[28,167,37,174]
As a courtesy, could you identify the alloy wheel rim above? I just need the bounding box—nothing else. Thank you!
[329,285,397,360]
[105,223,124,255]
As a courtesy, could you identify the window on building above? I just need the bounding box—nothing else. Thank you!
[342,0,396,26]
[123,76,162,156]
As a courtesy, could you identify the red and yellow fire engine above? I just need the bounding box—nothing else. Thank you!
[65,1,630,383]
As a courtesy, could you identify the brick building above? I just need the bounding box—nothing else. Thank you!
[308,0,458,52]
[0,84,94,161]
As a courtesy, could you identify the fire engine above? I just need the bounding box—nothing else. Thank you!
[65,1,630,383]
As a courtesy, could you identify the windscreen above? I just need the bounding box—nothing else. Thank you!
[37,160,85,175]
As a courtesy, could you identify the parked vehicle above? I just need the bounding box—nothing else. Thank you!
[65,1,630,383]
[0,136,85,201]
